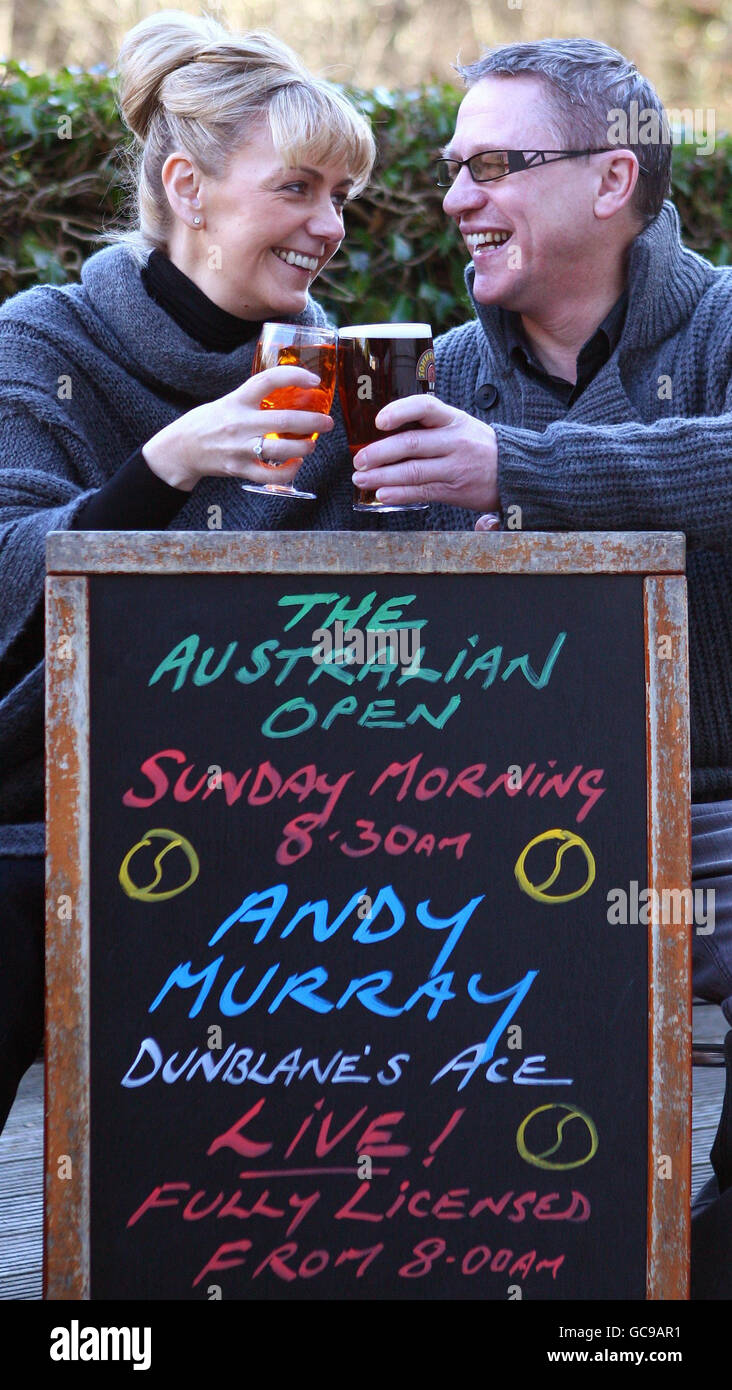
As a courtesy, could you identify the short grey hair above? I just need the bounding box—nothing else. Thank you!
[457,38,671,226]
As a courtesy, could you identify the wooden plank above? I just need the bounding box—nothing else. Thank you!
[0,1060,44,1300]
[44,576,90,1299]
[645,575,691,1299]
[45,530,686,576]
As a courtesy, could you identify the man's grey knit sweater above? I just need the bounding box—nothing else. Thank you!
[0,244,472,856]
[436,200,732,805]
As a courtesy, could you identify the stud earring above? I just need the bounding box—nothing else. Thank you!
[193,215,202,226]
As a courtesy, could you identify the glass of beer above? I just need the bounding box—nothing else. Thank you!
[337,322,435,512]
[242,322,337,500]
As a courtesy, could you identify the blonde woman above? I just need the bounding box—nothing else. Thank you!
[0,9,474,1134]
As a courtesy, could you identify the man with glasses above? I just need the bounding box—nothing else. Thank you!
[352,40,729,537]
[351,38,732,1294]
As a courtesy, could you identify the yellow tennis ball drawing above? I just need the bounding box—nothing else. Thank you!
[517,1103,599,1171]
[119,828,200,903]
[514,828,596,904]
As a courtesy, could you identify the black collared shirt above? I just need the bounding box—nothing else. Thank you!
[500,289,629,405]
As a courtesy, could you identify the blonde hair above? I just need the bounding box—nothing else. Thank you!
[111,10,375,258]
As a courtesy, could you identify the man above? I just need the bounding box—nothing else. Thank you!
[351,37,732,1250]
[353,39,730,552]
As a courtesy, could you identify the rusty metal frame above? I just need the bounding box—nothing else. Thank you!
[44,575,90,1298]
[43,531,690,1300]
[46,529,684,576]
[644,576,691,1299]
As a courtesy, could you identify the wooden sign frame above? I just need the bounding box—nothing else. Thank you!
[44,530,691,1300]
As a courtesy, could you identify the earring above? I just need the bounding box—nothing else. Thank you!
[193,215,202,226]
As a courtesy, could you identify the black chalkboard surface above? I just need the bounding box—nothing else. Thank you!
[44,532,691,1301]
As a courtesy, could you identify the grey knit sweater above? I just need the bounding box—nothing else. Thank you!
[436,200,732,804]
[0,244,473,855]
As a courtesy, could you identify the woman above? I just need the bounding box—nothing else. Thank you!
[0,10,474,1132]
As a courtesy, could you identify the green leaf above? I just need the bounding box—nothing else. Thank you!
[390,234,412,263]
[5,102,38,135]
[347,250,371,274]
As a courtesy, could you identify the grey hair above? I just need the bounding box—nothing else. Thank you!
[106,9,375,260]
[457,38,671,226]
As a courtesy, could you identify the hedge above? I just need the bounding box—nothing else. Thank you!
[1,61,730,332]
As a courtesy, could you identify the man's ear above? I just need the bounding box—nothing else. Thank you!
[592,149,640,221]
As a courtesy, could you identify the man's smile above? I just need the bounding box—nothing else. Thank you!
[464,229,514,255]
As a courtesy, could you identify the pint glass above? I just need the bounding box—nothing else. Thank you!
[242,322,337,500]
[337,322,435,512]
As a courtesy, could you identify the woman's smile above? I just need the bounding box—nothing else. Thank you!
[271,247,322,272]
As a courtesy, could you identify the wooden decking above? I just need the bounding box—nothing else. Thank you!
[1,1004,727,1300]
[691,1003,728,1204]
[0,1059,43,1299]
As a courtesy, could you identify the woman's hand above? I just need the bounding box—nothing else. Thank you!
[141,366,334,491]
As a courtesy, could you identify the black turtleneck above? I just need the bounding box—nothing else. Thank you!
[70,250,263,532]
[142,248,263,353]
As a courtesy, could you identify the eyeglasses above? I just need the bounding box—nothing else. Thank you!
[434,148,649,186]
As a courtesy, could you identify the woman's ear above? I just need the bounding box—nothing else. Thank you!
[161,152,205,228]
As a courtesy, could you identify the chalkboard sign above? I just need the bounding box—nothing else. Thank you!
[45,532,691,1300]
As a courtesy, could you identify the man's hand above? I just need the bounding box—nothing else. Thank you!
[351,395,500,512]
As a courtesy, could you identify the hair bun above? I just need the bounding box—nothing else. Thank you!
[116,9,230,140]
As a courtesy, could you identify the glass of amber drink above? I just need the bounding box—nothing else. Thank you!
[242,322,337,500]
[337,322,434,511]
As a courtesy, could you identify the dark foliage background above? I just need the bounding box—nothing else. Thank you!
[1,63,730,330]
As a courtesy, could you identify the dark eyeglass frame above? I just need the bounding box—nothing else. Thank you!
[434,148,650,186]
